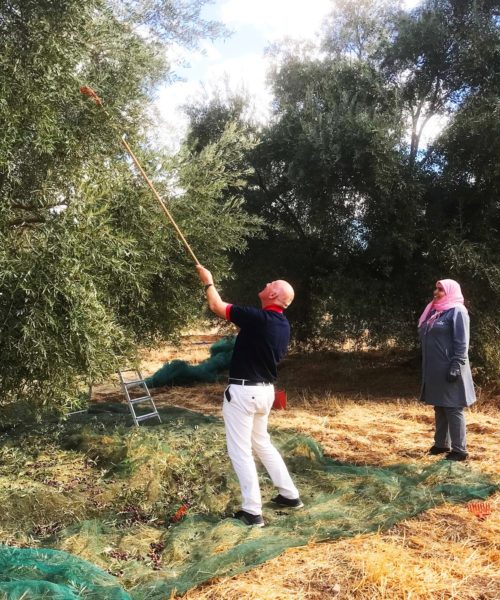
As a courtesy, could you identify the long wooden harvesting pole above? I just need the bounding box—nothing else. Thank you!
[79,86,200,266]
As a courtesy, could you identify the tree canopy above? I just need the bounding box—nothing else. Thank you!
[186,0,499,378]
[0,0,258,419]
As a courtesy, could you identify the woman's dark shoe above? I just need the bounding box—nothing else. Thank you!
[428,446,451,455]
[445,450,468,461]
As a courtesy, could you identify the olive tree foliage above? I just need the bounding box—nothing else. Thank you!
[111,0,226,45]
[184,87,256,152]
[263,61,428,345]
[322,0,403,62]
[382,0,500,167]
[0,0,258,419]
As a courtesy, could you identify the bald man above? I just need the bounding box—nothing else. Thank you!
[196,265,303,527]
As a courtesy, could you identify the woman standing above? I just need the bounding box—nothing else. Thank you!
[418,279,476,461]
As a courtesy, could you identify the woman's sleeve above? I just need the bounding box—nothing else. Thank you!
[451,308,470,365]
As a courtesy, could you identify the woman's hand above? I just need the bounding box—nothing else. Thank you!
[446,364,461,383]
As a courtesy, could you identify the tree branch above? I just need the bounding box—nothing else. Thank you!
[254,167,309,241]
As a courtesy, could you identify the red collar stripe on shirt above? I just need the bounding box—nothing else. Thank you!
[225,303,283,320]
[263,304,284,313]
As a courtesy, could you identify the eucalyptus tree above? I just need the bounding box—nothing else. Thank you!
[0,0,258,419]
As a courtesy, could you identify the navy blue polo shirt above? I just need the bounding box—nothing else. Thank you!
[226,304,290,382]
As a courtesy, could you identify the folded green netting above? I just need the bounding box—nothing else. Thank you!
[145,337,236,388]
[0,407,497,599]
[0,546,131,599]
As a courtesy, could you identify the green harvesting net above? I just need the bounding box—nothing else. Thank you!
[145,337,235,388]
[0,546,132,599]
[0,406,496,599]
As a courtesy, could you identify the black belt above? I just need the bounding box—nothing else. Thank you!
[228,378,272,386]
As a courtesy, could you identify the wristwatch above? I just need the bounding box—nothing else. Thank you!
[204,283,214,291]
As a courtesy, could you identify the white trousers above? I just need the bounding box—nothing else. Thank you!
[222,383,299,515]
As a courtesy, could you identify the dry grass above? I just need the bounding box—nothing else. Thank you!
[124,333,499,600]
[181,500,500,600]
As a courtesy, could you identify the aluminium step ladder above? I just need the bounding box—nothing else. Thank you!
[118,369,161,426]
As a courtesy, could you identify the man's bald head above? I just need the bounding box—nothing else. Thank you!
[258,280,295,309]
[273,280,294,308]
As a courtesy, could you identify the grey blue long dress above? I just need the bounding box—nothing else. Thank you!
[419,305,476,455]
[419,306,476,407]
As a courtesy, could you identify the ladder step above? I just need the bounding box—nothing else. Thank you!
[130,396,153,404]
[118,368,160,426]
[135,412,160,422]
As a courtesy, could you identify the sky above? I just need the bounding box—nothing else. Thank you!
[155,0,443,150]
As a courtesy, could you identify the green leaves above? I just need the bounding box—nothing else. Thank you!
[0,0,257,418]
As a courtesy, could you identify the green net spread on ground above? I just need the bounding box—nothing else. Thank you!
[145,337,236,388]
[0,406,496,599]
[0,546,132,599]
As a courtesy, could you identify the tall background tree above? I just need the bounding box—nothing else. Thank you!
[0,0,260,419]
[185,0,499,378]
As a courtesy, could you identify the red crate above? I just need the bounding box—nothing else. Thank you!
[273,389,287,410]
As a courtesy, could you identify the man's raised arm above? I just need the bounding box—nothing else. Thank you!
[196,265,229,320]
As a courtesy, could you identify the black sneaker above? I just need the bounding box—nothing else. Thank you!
[233,510,265,527]
[445,450,468,461]
[271,494,304,510]
[428,446,451,455]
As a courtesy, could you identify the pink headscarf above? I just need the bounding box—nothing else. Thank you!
[418,279,466,328]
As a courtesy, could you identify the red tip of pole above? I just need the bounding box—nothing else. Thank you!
[80,85,103,106]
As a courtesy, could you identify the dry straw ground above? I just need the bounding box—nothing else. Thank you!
[114,333,500,600]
